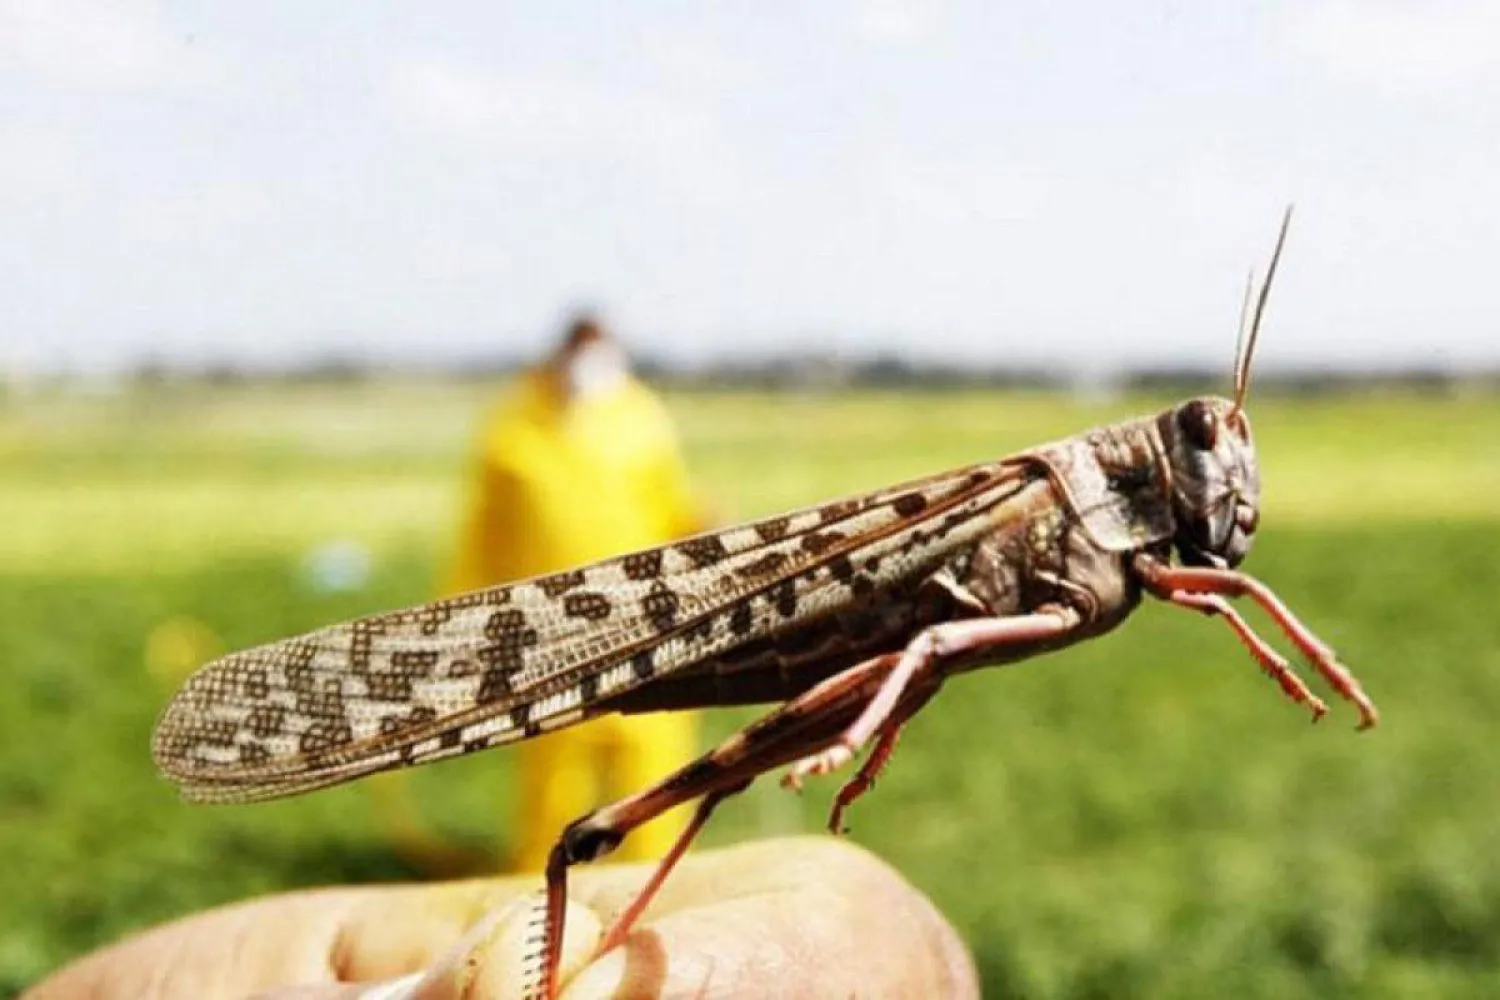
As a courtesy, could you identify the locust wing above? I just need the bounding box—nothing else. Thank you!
[153,460,1032,803]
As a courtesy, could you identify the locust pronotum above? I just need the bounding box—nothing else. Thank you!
[154,207,1377,999]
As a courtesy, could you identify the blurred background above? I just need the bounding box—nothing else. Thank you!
[3,2,1499,997]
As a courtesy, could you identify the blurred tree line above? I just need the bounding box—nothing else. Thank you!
[3,349,1496,398]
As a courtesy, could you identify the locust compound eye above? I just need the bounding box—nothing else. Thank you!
[1177,400,1219,451]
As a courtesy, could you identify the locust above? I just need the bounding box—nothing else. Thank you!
[153,208,1377,999]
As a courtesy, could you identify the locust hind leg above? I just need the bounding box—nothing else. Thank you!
[528,651,912,1000]
[531,778,750,999]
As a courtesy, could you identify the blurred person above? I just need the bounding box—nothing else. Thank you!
[24,837,979,1000]
[373,314,708,875]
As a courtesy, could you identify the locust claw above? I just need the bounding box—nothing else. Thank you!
[1303,649,1379,730]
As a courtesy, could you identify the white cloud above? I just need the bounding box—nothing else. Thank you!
[855,150,1050,227]
[388,57,742,201]
[0,122,76,195]
[851,0,946,47]
[392,59,683,145]
[0,0,188,88]
[641,34,762,94]
[1283,0,1500,95]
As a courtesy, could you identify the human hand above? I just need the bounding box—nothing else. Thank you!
[26,836,978,1000]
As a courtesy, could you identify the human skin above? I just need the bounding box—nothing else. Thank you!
[26,837,978,1000]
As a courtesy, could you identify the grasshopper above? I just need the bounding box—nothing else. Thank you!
[153,208,1377,999]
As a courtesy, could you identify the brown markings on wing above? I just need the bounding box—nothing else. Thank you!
[153,458,1040,801]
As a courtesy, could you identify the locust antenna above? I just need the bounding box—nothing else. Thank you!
[1231,265,1255,394]
[1232,204,1293,418]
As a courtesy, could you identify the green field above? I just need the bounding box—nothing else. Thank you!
[3,384,1499,997]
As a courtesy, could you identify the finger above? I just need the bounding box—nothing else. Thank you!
[26,837,974,1000]
[252,898,603,1000]
[26,888,373,1000]
[395,896,596,1000]
[561,837,977,1000]
[26,879,531,1000]
[252,975,422,999]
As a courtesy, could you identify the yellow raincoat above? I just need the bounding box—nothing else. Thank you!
[445,370,705,871]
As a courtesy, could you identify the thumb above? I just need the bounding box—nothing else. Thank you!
[251,898,603,1000]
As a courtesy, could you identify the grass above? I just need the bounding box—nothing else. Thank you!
[2,383,1498,997]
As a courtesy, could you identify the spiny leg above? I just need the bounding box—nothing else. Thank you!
[779,654,902,796]
[1135,555,1378,728]
[595,778,751,955]
[529,652,905,1000]
[785,605,1084,786]
[1169,590,1328,721]
[827,718,903,836]
[822,680,939,834]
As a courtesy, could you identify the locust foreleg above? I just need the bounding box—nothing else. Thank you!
[1133,554,1378,729]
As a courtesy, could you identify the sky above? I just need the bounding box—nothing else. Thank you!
[2,0,1498,375]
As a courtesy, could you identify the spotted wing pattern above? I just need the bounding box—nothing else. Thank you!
[152,459,1036,803]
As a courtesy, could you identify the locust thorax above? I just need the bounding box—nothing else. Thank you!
[1156,396,1261,568]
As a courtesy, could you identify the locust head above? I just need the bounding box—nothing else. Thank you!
[1159,205,1290,569]
[1160,396,1259,568]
